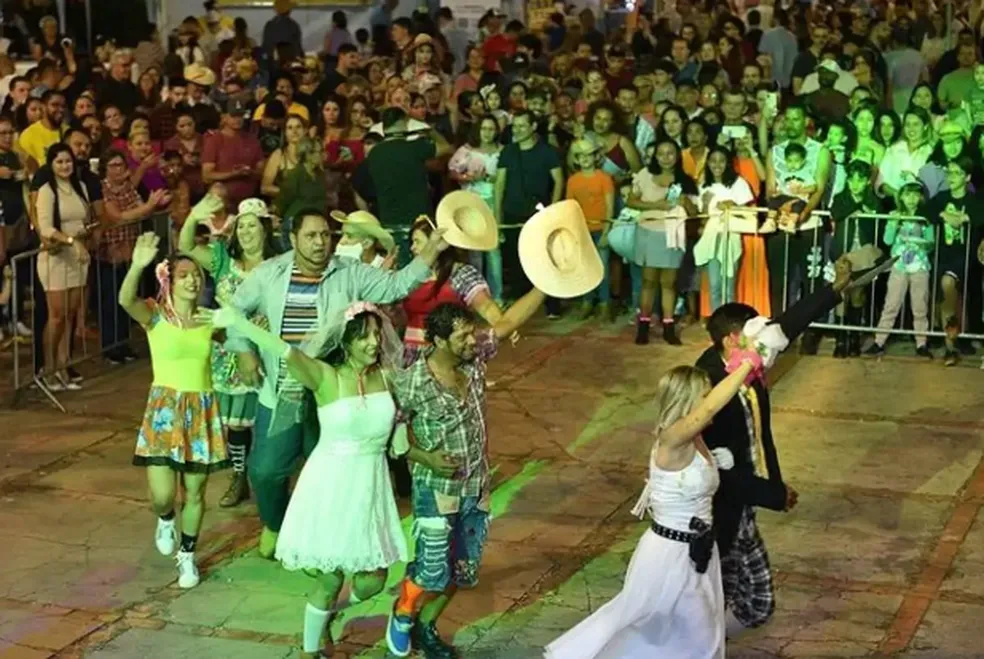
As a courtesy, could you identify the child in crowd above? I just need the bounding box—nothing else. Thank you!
[651,60,677,105]
[829,159,884,358]
[961,63,984,128]
[613,180,644,318]
[865,180,935,358]
[566,138,615,320]
[765,142,817,231]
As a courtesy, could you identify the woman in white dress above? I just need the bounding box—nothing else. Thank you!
[545,357,756,659]
[200,300,408,658]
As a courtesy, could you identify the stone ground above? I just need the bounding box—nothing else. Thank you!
[1,315,984,658]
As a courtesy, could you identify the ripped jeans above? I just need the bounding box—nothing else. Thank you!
[407,486,490,592]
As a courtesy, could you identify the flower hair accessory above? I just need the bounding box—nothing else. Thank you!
[345,301,380,322]
[154,260,180,325]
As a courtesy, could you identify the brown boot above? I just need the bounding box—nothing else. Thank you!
[219,471,250,508]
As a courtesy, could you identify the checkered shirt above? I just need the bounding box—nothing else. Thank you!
[721,506,775,628]
[98,178,142,262]
[392,330,498,497]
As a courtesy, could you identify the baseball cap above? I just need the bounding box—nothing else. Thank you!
[222,96,250,117]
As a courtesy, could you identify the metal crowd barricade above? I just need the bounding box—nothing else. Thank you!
[8,211,175,411]
[806,211,984,341]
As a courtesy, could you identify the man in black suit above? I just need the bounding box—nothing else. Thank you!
[696,257,855,635]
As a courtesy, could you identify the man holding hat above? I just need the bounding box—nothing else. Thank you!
[386,199,603,657]
[203,97,265,211]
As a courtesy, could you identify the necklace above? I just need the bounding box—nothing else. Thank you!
[344,358,370,396]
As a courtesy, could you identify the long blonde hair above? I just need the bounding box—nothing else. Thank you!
[652,366,711,436]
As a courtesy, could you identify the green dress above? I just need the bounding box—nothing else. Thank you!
[210,242,263,428]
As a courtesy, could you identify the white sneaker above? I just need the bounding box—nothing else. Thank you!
[155,517,178,556]
[175,551,199,588]
[14,321,32,337]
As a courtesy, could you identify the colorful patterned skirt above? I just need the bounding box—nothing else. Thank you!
[133,386,230,473]
[217,392,258,429]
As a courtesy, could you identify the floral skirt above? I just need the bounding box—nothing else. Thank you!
[133,386,230,473]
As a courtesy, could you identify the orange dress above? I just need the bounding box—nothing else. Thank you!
[699,158,771,318]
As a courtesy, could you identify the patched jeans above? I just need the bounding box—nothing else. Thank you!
[407,486,490,592]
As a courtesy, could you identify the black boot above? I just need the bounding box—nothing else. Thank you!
[662,321,682,346]
[846,306,863,357]
[411,621,457,659]
[635,318,650,345]
[800,329,821,355]
[833,330,848,358]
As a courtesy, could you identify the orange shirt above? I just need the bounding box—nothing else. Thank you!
[566,169,615,232]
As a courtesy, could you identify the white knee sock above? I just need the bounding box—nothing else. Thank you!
[303,603,331,652]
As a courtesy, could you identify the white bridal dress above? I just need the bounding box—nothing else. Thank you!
[276,392,408,573]
[545,442,726,659]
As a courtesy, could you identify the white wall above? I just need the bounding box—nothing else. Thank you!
[158,0,422,53]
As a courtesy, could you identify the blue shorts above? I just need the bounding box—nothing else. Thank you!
[407,486,490,592]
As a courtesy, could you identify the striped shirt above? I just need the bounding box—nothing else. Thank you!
[277,267,320,394]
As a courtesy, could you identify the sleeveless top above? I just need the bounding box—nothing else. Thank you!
[632,439,720,534]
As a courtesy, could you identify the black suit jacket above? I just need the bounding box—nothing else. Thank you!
[697,285,841,554]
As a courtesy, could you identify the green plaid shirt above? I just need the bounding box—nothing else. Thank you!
[393,330,498,497]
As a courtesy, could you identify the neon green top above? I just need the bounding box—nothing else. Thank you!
[147,304,214,392]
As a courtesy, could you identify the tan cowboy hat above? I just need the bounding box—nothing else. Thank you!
[330,210,395,252]
[518,200,604,299]
[184,63,215,87]
[842,244,883,271]
[435,191,498,251]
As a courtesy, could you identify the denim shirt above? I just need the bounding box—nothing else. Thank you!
[225,250,430,409]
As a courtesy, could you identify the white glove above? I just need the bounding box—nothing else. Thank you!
[711,448,735,470]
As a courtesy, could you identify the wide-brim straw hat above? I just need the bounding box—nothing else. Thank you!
[842,244,883,271]
[518,200,604,299]
[330,210,395,252]
[435,190,498,251]
[184,63,215,87]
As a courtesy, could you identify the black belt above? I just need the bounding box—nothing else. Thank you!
[651,517,714,574]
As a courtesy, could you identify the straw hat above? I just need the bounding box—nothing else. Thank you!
[518,200,604,299]
[330,210,395,252]
[570,137,601,158]
[435,191,498,251]
[184,63,216,87]
[842,244,883,271]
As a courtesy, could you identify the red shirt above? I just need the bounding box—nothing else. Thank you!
[202,130,264,208]
[482,34,516,71]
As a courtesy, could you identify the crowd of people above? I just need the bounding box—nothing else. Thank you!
[1,0,984,656]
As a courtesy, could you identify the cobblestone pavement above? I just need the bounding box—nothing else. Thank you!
[1,316,983,658]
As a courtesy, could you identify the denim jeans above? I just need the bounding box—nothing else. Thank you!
[705,259,735,312]
[587,231,611,304]
[407,486,490,592]
[466,247,504,302]
[248,400,321,531]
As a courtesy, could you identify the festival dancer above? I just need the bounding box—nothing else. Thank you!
[179,195,280,507]
[121,232,229,589]
[226,208,450,558]
[696,257,864,635]
[385,291,546,658]
[199,300,409,658]
[545,361,755,658]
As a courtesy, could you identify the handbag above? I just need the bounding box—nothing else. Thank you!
[607,219,637,261]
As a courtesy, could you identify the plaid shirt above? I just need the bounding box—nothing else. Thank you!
[98,178,143,263]
[392,330,498,497]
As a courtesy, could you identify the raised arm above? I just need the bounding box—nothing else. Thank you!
[178,194,225,271]
[493,288,546,338]
[659,361,754,449]
[118,232,160,326]
[351,226,450,303]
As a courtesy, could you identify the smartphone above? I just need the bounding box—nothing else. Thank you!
[89,158,100,175]
[764,92,779,118]
[720,125,750,141]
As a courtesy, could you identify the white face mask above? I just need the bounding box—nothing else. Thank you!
[334,242,364,261]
